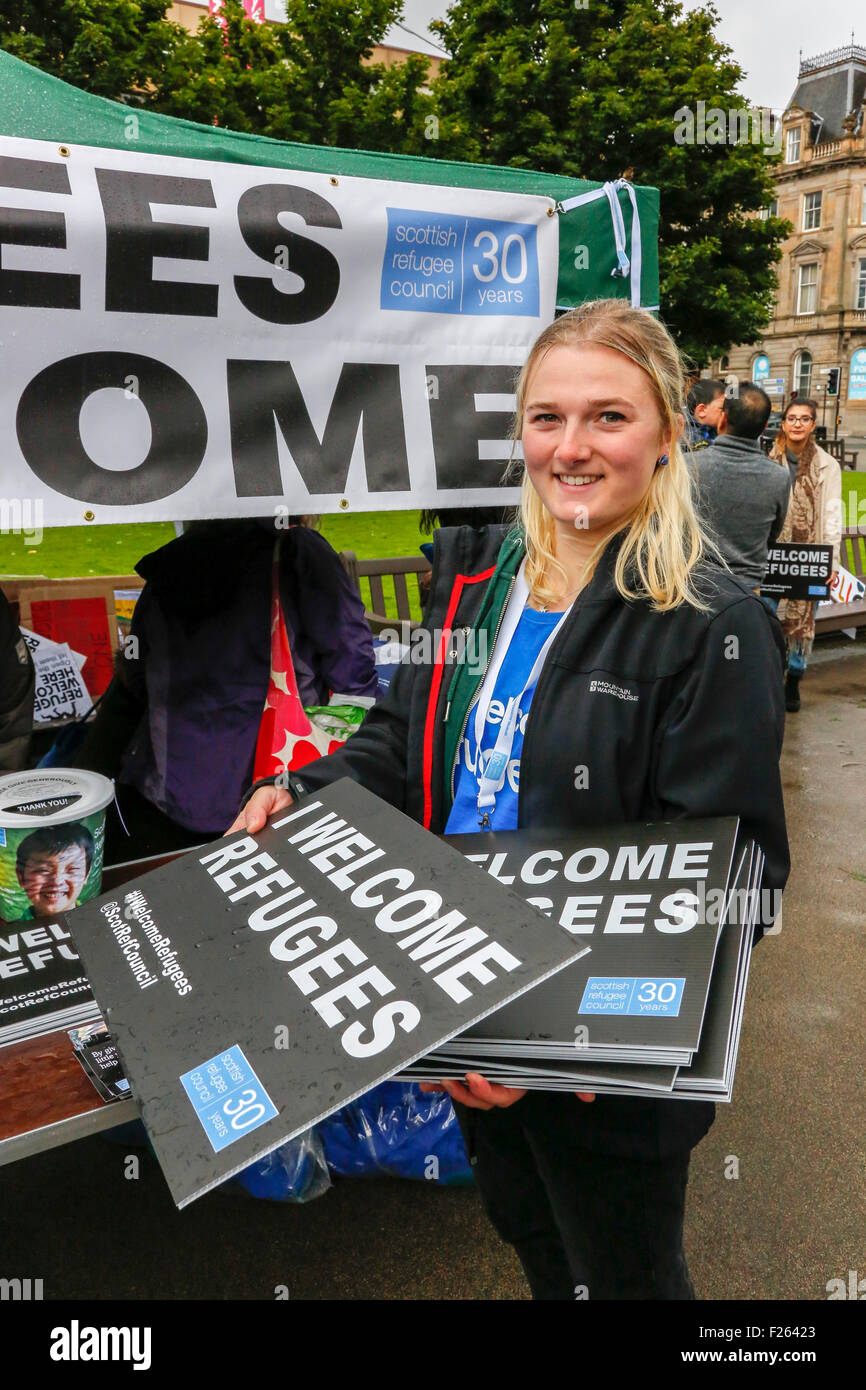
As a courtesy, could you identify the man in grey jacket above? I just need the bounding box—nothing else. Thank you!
[692,383,791,592]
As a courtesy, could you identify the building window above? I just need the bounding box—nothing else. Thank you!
[759,199,779,221]
[857,258,866,311]
[786,126,801,163]
[793,350,813,396]
[803,191,822,230]
[797,262,818,314]
[752,354,770,384]
[862,185,866,224]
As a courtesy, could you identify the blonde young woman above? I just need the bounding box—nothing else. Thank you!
[769,399,842,712]
[234,300,789,1301]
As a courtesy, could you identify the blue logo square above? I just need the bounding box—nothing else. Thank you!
[579,976,685,1018]
[180,1045,278,1153]
[380,208,540,317]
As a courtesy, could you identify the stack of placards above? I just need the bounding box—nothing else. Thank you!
[400,819,765,1102]
[0,913,101,1047]
[62,779,587,1208]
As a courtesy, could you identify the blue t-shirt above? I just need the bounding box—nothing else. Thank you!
[445,606,561,834]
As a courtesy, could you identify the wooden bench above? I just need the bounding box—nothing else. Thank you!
[815,529,866,637]
[824,438,859,470]
[339,551,431,637]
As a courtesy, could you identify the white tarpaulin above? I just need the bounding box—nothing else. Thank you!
[0,135,559,524]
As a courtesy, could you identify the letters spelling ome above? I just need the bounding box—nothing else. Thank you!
[3,149,547,514]
[199,801,523,1061]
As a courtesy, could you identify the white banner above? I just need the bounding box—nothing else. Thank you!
[0,136,559,524]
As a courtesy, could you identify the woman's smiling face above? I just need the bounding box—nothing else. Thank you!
[521,343,674,539]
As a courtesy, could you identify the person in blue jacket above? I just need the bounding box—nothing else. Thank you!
[683,377,726,449]
[234,299,789,1301]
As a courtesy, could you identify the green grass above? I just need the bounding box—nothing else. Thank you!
[842,471,866,528]
[0,512,428,621]
[0,522,178,578]
[320,512,427,620]
[0,512,425,579]
[2,472,864,608]
[319,510,425,560]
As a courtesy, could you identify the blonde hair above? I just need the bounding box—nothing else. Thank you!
[513,299,708,612]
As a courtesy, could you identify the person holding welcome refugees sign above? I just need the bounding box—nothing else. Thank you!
[232,299,790,1301]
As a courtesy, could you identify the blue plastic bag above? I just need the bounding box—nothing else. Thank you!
[231,1127,331,1203]
[319,1081,472,1185]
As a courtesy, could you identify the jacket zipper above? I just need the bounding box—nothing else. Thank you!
[450,574,516,802]
[515,598,581,825]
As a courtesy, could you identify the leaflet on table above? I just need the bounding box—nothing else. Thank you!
[20,628,93,724]
[68,1020,130,1101]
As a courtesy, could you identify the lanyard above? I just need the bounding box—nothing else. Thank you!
[472,561,569,826]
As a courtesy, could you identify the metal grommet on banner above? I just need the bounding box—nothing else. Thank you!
[546,206,555,217]
[330,177,339,186]
[58,146,71,157]
[339,498,349,509]
[83,509,95,521]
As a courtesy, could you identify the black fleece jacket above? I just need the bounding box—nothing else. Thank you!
[253,525,789,1159]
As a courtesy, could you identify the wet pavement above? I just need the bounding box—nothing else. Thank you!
[0,643,863,1301]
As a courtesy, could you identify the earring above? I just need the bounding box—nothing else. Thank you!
[656,453,669,467]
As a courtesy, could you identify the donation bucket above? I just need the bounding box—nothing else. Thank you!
[0,770,114,923]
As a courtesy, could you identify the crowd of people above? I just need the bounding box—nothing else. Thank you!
[0,297,851,1300]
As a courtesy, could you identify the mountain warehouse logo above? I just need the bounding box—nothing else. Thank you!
[50,1321,151,1370]
[589,678,638,703]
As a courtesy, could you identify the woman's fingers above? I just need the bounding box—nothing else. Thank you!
[437,1074,527,1110]
[224,786,294,836]
[464,1073,527,1107]
[438,1078,494,1110]
[575,1091,596,1103]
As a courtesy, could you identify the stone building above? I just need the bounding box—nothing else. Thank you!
[720,43,866,436]
[167,1,442,79]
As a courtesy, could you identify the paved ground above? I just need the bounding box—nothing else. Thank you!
[1,641,864,1301]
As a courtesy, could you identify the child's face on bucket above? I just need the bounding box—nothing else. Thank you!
[521,343,672,539]
[17,845,89,915]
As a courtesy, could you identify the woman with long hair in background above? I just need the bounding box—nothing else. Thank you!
[769,398,842,711]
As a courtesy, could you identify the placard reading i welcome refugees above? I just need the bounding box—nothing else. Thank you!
[65,780,584,1208]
